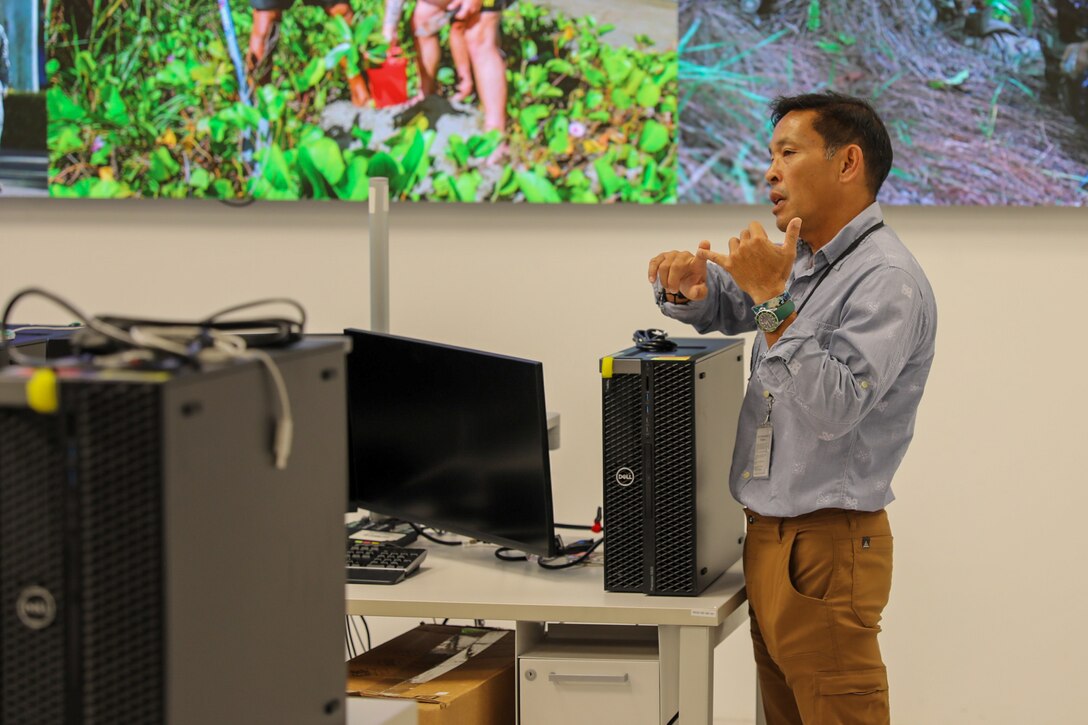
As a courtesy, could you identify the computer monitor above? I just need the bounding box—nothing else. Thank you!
[344,329,558,557]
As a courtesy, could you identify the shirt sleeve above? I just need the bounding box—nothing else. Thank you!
[755,266,927,439]
[655,263,757,335]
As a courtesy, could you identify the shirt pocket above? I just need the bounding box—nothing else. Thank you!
[811,318,840,350]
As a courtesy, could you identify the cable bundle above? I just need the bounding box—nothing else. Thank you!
[0,287,307,470]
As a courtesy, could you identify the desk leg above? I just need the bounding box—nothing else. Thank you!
[678,625,714,724]
[756,679,766,725]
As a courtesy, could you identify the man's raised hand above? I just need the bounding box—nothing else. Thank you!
[696,218,802,302]
[647,241,713,302]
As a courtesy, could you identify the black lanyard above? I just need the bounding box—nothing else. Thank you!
[794,221,885,317]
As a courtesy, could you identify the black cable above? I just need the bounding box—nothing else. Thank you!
[633,328,678,352]
[350,616,365,653]
[494,533,604,569]
[556,507,603,533]
[408,523,462,546]
[361,616,371,651]
[1,287,129,366]
[1,288,308,370]
[538,537,604,570]
[494,547,527,561]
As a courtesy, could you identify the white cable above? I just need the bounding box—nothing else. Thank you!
[128,326,195,358]
[207,330,294,471]
[1,288,298,470]
[8,325,85,333]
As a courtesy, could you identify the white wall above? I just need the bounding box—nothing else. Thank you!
[3,197,1087,723]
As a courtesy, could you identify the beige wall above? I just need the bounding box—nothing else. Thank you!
[3,198,1087,722]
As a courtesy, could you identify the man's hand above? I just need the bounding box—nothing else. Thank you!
[697,218,802,303]
[452,0,482,20]
[648,241,714,302]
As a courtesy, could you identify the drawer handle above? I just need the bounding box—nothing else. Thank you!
[548,672,630,684]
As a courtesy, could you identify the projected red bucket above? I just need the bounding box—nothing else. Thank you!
[368,48,408,108]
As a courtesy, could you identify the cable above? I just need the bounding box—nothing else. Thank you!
[494,547,527,561]
[344,617,355,659]
[633,328,678,352]
[7,324,84,334]
[361,616,371,651]
[0,288,304,469]
[202,297,306,329]
[408,523,462,546]
[538,537,603,569]
[350,616,366,653]
[495,507,603,567]
[555,507,603,533]
[1,288,141,366]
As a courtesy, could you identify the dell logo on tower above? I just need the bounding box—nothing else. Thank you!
[16,586,57,630]
[615,467,635,486]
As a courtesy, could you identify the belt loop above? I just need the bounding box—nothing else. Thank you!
[847,511,857,531]
[777,518,784,543]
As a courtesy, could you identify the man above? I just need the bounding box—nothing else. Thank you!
[248,0,369,106]
[648,92,936,724]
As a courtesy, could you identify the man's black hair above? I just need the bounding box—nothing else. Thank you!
[770,92,894,198]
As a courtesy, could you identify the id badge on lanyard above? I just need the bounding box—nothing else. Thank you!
[753,390,773,479]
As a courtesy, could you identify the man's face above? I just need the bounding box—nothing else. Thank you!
[764,110,841,234]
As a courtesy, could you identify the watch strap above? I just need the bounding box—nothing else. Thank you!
[751,290,792,320]
[768,298,795,323]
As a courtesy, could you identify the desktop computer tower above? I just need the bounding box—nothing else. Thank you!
[601,337,746,596]
[0,338,348,725]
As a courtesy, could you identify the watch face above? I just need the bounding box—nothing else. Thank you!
[755,309,779,332]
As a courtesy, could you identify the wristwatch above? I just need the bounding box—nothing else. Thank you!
[752,291,795,333]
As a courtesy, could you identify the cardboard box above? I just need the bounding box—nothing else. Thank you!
[347,624,515,725]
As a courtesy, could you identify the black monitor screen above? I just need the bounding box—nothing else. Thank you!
[344,329,557,557]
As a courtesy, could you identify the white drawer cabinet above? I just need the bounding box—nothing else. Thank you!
[517,624,678,725]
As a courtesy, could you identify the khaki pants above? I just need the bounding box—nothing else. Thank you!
[743,508,893,725]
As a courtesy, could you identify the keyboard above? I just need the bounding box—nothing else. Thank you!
[346,539,428,585]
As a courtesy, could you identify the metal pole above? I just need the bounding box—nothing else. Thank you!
[368,177,390,334]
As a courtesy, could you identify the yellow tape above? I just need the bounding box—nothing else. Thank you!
[651,356,691,361]
[26,369,59,414]
[601,357,614,379]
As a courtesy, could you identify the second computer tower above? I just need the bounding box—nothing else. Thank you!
[0,339,348,724]
[602,337,745,595]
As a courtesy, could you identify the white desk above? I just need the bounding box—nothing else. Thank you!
[345,541,752,725]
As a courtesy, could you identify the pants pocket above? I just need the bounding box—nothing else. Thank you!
[815,667,890,725]
[787,529,834,601]
[851,534,893,628]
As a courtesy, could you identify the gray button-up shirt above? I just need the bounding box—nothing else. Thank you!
[659,202,937,516]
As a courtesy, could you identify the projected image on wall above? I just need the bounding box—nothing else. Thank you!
[678,0,1088,206]
[46,0,678,202]
[0,0,47,198]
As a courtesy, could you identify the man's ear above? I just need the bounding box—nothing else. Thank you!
[838,144,865,185]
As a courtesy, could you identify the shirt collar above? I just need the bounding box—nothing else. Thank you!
[808,201,885,267]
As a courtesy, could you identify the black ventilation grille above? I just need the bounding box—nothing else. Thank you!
[602,374,645,592]
[72,383,165,724]
[650,363,697,594]
[0,409,67,724]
